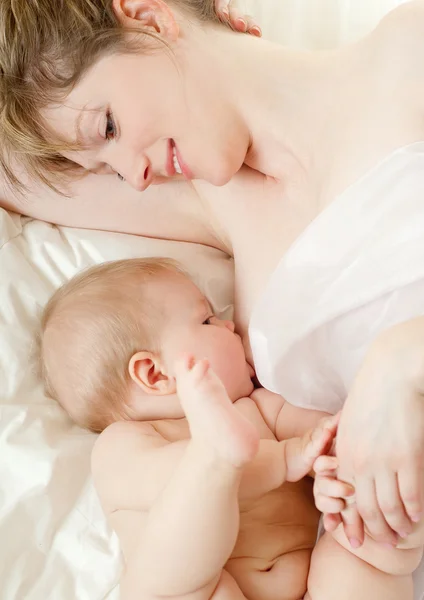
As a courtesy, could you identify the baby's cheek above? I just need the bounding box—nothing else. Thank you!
[211,348,252,399]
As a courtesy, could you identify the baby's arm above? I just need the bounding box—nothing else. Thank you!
[250,388,330,441]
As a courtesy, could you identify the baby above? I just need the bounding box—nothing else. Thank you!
[39,258,424,600]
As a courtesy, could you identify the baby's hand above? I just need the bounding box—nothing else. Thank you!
[313,455,356,532]
[285,414,340,482]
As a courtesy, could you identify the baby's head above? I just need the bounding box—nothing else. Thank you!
[39,258,253,432]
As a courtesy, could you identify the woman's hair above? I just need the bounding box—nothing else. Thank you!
[0,0,221,192]
[38,257,182,433]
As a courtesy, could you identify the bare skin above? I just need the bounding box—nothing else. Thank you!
[92,356,330,600]
[4,2,424,544]
[92,355,424,600]
[5,4,424,345]
[44,264,424,599]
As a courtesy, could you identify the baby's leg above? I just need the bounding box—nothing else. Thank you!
[310,455,424,600]
[226,550,311,600]
[122,356,259,600]
[306,529,422,600]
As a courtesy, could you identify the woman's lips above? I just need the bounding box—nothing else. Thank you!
[165,139,194,179]
[173,141,194,179]
[166,139,176,176]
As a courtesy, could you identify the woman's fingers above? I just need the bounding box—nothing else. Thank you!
[242,15,262,36]
[323,513,342,532]
[355,475,398,546]
[214,0,261,36]
[227,7,248,31]
[375,470,412,538]
[214,0,231,18]
[340,502,365,549]
[398,465,424,524]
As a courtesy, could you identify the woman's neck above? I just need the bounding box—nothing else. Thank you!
[184,25,367,182]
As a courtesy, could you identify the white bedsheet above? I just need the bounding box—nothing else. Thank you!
[0,1,413,598]
[0,210,233,599]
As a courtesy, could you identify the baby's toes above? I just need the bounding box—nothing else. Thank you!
[175,354,210,389]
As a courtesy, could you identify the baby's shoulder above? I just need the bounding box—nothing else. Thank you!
[92,420,161,465]
[91,420,169,515]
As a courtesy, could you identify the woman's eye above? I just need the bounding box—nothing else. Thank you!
[105,111,116,141]
[203,317,212,325]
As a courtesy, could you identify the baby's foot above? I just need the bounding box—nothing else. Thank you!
[175,354,259,468]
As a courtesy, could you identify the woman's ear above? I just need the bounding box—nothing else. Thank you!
[113,0,179,41]
[129,351,177,395]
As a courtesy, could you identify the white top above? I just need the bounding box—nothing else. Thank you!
[250,142,424,413]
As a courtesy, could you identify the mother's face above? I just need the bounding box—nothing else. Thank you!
[42,0,250,190]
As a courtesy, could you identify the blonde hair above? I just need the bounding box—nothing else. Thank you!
[0,0,222,193]
[39,257,182,433]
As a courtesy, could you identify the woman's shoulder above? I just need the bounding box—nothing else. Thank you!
[364,2,424,116]
[373,2,424,69]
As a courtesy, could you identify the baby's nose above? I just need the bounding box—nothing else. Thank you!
[223,320,235,333]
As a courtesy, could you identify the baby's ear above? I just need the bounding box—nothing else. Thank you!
[129,351,177,395]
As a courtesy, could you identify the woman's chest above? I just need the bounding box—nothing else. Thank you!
[226,177,321,347]
[220,136,424,345]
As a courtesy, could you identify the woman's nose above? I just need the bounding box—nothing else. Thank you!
[124,156,153,192]
[109,147,153,192]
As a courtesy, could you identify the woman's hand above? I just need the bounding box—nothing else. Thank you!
[313,455,355,533]
[214,0,262,36]
[336,319,424,548]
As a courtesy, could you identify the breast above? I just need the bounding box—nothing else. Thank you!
[202,175,317,341]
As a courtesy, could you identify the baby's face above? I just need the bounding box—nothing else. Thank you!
[154,273,254,401]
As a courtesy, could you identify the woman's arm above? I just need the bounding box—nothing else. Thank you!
[336,317,424,547]
[0,171,223,245]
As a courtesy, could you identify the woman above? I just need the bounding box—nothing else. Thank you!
[1,0,424,553]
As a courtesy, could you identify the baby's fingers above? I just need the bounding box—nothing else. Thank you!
[307,426,333,460]
[315,476,355,500]
[314,455,338,476]
[315,494,346,514]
